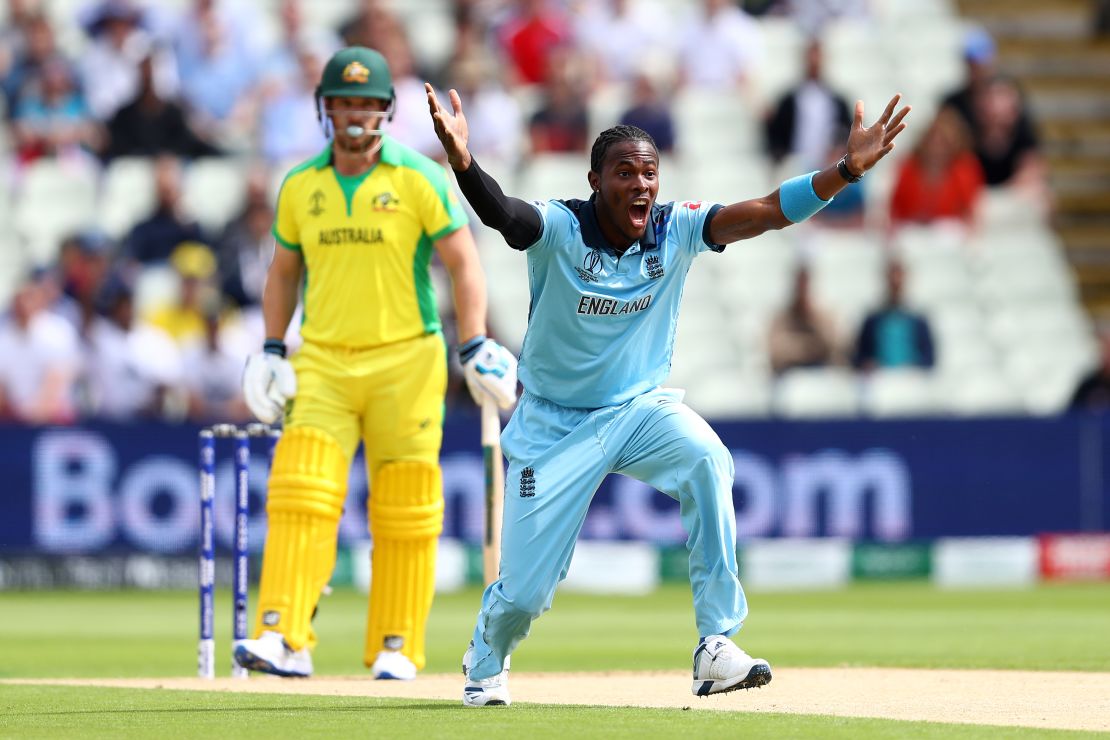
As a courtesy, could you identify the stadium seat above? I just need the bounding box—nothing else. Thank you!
[587,85,631,138]
[751,18,804,104]
[1007,352,1091,416]
[13,159,98,266]
[978,188,1049,232]
[681,371,773,419]
[906,260,974,309]
[773,367,859,418]
[99,157,157,239]
[674,88,759,161]
[940,369,1026,416]
[516,155,590,203]
[182,157,248,232]
[861,368,940,418]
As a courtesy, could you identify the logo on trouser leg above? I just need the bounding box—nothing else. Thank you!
[519,467,535,498]
[383,635,404,651]
[263,611,281,626]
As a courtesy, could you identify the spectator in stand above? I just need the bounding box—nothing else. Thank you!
[79,0,179,122]
[782,0,869,36]
[264,0,340,85]
[447,53,523,163]
[182,296,252,423]
[82,272,183,420]
[0,271,81,424]
[619,72,676,154]
[768,264,843,374]
[123,155,207,265]
[12,55,104,166]
[574,0,673,87]
[105,49,221,159]
[173,0,263,146]
[146,240,222,349]
[889,107,984,229]
[852,261,935,372]
[376,33,447,159]
[528,50,589,154]
[1,12,65,117]
[941,28,1000,129]
[258,45,327,165]
[1069,331,1110,411]
[53,231,113,335]
[677,0,761,90]
[216,168,273,309]
[499,0,572,86]
[0,0,41,106]
[764,39,851,171]
[1097,0,1110,35]
[339,0,404,52]
[972,75,1047,193]
[941,30,1045,193]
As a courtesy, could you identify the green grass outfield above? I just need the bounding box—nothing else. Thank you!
[2,582,1108,738]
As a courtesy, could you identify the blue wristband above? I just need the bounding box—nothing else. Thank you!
[779,171,832,223]
[263,338,287,358]
[458,335,486,363]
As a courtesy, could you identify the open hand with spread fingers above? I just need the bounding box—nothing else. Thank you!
[426,82,472,171]
[843,94,912,177]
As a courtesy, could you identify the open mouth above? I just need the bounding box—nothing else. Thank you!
[628,198,650,230]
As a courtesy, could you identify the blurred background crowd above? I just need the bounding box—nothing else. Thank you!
[0,0,1107,425]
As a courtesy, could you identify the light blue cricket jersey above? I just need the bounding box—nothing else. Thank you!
[515,194,724,409]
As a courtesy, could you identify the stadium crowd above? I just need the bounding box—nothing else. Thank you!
[0,0,1061,424]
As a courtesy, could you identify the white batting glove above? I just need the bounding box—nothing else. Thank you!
[460,336,518,410]
[242,343,296,424]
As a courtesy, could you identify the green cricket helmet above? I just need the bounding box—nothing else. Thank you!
[317,46,394,103]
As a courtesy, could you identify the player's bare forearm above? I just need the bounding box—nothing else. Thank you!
[708,195,791,244]
[262,244,303,341]
[435,227,487,343]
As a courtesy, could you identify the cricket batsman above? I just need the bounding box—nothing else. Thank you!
[234,46,517,680]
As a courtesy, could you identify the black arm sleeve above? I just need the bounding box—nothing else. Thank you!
[454,157,543,250]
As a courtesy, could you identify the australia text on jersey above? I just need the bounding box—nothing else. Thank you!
[318,227,385,245]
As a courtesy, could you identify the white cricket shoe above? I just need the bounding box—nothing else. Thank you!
[461,641,511,706]
[371,649,417,680]
[691,634,772,696]
[233,631,313,678]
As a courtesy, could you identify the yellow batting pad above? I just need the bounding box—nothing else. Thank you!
[364,461,443,670]
[254,427,349,652]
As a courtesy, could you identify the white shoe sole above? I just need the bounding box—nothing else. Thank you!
[463,686,511,706]
[373,671,415,681]
[692,663,772,696]
[233,644,311,678]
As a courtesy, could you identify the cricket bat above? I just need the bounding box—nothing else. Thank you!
[480,398,504,586]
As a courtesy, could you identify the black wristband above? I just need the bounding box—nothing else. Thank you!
[263,338,287,358]
[837,155,863,183]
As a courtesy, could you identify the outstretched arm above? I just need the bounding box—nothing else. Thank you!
[426,83,541,249]
[709,94,911,245]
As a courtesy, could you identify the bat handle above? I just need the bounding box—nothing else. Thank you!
[480,398,500,446]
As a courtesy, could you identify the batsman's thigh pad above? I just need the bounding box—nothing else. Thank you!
[364,460,443,670]
[255,427,349,651]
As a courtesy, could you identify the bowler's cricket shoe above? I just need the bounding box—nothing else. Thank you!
[691,634,772,696]
[371,649,417,680]
[233,631,313,678]
[461,641,511,706]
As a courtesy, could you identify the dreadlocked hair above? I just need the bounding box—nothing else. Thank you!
[590,125,658,173]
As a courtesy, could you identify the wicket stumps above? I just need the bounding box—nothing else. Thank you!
[198,422,280,679]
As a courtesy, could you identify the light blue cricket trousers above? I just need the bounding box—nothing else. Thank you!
[467,387,747,680]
